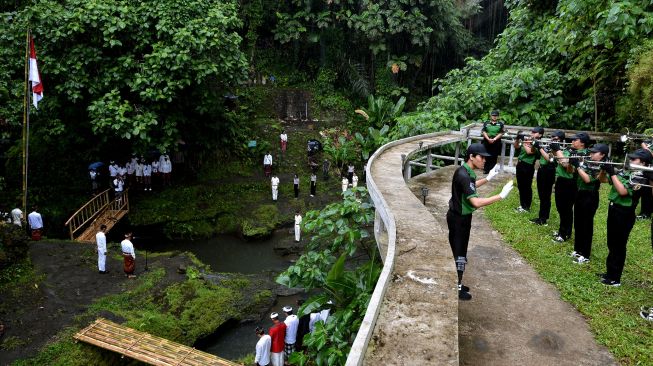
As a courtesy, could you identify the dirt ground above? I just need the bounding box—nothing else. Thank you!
[409,167,616,366]
[0,240,194,365]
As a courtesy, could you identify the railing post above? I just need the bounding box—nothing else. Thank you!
[454,141,461,166]
[426,148,432,171]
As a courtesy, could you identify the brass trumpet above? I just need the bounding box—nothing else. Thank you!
[620,128,652,148]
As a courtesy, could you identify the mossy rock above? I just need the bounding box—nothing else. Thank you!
[240,204,280,240]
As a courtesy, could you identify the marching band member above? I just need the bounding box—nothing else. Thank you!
[531,130,565,226]
[513,127,544,213]
[570,143,608,264]
[480,110,505,174]
[599,148,652,286]
[551,132,590,243]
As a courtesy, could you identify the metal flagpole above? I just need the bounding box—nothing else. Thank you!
[22,29,30,214]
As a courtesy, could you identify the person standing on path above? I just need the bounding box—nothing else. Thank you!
[310,173,317,197]
[280,130,288,155]
[447,143,513,300]
[322,159,330,180]
[254,326,271,366]
[531,130,565,226]
[600,149,652,286]
[570,143,608,264]
[96,225,108,274]
[347,164,355,185]
[28,206,43,241]
[293,174,299,198]
[160,154,173,186]
[143,160,152,191]
[513,127,543,213]
[271,174,280,201]
[264,152,273,178]
[121,232,137,278]
[552,132,589,243]
[283,305,299,360]
[480,110,505,174]
[268,312,287,366]
[294,211,302,242]
[352,173,358,188]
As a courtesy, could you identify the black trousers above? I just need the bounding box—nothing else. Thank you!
[573,189,599,258]
[310,181,316,195]
[633,185,653,216]
[605,203,636,282]
[447,210,472,258]
[482,140,502,174]
[555,177,577,239]
[516,161,536,210]
[536,165,556,221]
[294,184,299,198]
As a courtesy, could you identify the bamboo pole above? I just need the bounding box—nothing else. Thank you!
[22,29,30,214]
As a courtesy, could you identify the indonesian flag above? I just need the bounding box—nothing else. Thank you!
[29,36,43,109]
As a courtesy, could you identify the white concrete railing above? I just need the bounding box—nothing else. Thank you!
[345,131,464,365]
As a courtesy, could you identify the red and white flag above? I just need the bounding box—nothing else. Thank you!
[29,36,43,109]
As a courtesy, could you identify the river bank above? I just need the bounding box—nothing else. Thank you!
[0,239,279,365]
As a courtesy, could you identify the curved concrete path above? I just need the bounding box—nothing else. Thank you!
[409,167,616,366]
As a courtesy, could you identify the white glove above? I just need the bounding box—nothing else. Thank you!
[486,166,499,181]
[499,180,514,199]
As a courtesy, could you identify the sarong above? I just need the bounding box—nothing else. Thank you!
[31,229,42,241]
[264,164,272,176]
[123,254,135,275]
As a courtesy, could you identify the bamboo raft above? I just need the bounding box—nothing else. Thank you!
[74,318,241,366]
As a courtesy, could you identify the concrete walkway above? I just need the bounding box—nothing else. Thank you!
[409,167,616,366]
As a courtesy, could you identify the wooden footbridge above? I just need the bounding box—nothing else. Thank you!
[64,188,130,242]
[74,318,240,366]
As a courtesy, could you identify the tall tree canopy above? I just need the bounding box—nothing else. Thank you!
[392,0,653,138]
[0,0,248,151]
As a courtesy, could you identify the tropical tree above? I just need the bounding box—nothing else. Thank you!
[0,0,248,151]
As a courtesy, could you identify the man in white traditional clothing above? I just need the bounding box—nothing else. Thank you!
[341,177,349,192]
[352,173,358,188]
[96,225,108,274]
[294,211,302,242]
[28,206,43,240]
[121,232,136,278]
[271,174,280,201]
[283,305,299,359]
[255,326,271,366]
[280,130,288,154]
[263,152,273,177]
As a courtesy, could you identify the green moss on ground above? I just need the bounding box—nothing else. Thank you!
[13,265,274,365]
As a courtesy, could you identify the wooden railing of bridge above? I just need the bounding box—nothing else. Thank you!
[64,188,129,242]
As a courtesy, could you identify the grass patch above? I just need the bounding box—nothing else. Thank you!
[485,183,653,365]
[14,264,263,365]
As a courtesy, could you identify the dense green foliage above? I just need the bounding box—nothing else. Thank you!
[0,223,29,270]
[276,188,380,366]
[486,183,653,364]
[0,0,247,150]
[393,0,653,137]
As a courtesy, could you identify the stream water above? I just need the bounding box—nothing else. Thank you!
[134,228,301,360]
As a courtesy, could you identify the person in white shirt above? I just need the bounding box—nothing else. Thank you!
[160,154,172,186]
[293,174,300,198]
[347,164,355,185]
[118,164,127,178]
[134,158,144,189]
[280,131,288,154]
[113,176,124,204]
[294,211,302,242]
[271,175,280,201]
[283,306,299,358]
[151,159,160,188]
[310,174,317,197]
[126,159,135,186]
[352,173,358,188]
[89,169,99,194]
[96,225,108,274]
[121,232,136,278]
[109,161,118,180]
[341,177,349,193]
[28,206,43,240]
[255,326,271,366]
[11,207,23,227]
[263,152,273,177]
[143,161,152,191]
